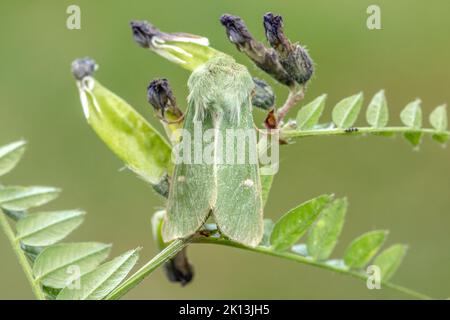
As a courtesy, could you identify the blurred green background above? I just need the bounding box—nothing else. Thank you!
[1,0,449,299]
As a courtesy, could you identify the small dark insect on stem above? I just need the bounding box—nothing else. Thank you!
[345,127,359,133]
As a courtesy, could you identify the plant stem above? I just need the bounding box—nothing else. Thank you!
[105,237,191,300]
[277,86,305,125]
[192,236,432,300]
[0,212,46,300]
[281,126,450,139]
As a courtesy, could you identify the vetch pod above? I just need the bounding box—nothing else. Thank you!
[71,57,172,185]
[130,20,220,71]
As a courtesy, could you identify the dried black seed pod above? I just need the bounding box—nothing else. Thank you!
[263,13,287,52]
[71,57,97,81]
[164,248,194,286]
[263,13,314,85]
[220,14,294,87]
[147,78,183,120]
[130,21,161,48]
[252,78,275,110]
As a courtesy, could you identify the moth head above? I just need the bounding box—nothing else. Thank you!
[187,55,254,123]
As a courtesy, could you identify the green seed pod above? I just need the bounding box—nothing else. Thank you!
[164,55,264,247]
[71,58,172,185]
[131,20,219,71]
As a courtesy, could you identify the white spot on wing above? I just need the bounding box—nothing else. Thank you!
[243,179,254,188]
[177,176,186,182]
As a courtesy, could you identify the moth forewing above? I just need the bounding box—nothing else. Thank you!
[213,93,263,246]
[164,55,264,246]
[162,98,215,242]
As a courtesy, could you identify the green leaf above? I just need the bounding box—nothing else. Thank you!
[259,219,274,247]
[429,104,448,131]
[400,99,423,146]
[260,174,274,207]
[34,242,112,288]
[307,198,347,260]
[132,23,221,72]
[374,131,396,138]
[158,41,220,72]
[0,186,60,211]
[270,194,333,251]
[56,249,139,300]
[404,132,423,147]
[0,140,26,177]
[296,94,327,130]
[78,79,173,185]
[429,104,448,144]
[16,210,85,246]
[373,244,407,281]
[43,286,61,300]
[332,92,364,128]
[400,99,422,128]
[366,90,388,128]
[431,133,449,144]
[343,230,388,269]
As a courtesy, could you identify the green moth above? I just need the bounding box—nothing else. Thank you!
[163,55,264,247]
